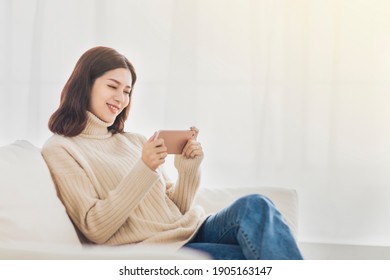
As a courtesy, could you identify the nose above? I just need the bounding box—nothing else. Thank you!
[114,89,125,104]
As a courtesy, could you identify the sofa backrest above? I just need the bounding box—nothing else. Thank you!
[0,140,81,246]
[195,186,299,238]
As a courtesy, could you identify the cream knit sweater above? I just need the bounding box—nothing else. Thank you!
[42,112,207,248]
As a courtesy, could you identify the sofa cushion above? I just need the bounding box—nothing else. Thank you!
[0,140,81,245]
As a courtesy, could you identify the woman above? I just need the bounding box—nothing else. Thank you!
[42,46,303,260]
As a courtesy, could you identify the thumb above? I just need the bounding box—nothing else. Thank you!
[190,126,199,140]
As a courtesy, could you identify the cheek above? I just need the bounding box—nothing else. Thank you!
[124,96,131,107]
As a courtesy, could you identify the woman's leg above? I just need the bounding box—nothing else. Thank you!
[186,194,303,260]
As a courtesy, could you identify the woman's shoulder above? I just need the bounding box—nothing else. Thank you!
[121,131,147,146]
[42,134,75,152]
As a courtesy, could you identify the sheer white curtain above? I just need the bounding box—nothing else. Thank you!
[1,0,390,246]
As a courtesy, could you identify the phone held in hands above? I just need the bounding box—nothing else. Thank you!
[155,130,196,154]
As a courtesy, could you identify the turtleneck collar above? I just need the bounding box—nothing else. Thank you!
[79,111,114,139]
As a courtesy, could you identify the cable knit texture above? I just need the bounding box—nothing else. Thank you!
[41,112,207,248]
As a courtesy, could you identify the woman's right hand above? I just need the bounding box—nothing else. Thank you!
[142,133,168,171]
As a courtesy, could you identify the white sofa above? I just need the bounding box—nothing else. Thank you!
[0,140,299,259]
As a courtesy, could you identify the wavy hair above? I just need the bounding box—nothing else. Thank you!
[48,46,137,136]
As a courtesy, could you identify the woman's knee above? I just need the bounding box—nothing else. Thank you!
[231,194,275,218]
[236,194,273,209]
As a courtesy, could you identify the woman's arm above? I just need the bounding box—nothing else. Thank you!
[166,155,203,214]
[42,139,160,244]
[165,132,204,213]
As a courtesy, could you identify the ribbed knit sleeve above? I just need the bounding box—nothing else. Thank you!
[42,139,160,244]
[166,155,203,214]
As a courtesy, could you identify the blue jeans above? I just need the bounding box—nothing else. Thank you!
[183,194,303,260]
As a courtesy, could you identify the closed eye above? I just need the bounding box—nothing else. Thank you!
[108,85,117,89]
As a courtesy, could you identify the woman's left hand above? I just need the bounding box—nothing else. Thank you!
[182,126,203,159]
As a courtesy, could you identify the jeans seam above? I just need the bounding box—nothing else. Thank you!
[238,199,260,259]
[238,227,260,259]
[215,222,260,259]
[214,223,239,244]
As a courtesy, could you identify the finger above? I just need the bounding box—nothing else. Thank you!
[153,131,160,141]
[158,152,168,160]
[157,152,167,165]
[154,140,167,151]
[150,138,165,148]
[189,145,203,158]
[148,131,158,142]
[190,126,199,133]
[187,142,201,157]
[183,142,201,158]
[190,126,199,139]
[182,140,195,156]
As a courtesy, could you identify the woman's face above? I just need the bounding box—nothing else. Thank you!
[89,68,132,123]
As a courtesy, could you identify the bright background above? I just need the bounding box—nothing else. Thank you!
[1,0,390,247]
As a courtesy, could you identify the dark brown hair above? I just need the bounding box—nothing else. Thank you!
[48,46,137,137]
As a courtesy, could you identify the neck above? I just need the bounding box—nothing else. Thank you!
[79,111,114,139]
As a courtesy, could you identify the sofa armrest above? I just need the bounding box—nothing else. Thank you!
[194,186,299,238]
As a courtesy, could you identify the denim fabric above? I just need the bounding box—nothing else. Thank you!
[183,194,303,260]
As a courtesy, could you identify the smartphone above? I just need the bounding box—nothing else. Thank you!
[155,130,196,154]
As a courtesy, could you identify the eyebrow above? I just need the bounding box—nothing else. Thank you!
[108,78,131,89]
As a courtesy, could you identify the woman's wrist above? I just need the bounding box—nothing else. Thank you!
[174,154,203,173]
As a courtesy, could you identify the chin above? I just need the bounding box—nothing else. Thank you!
[96,114,115,123]
[106,117,116,123]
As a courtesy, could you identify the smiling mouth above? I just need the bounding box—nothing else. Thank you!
[107,103,120,113]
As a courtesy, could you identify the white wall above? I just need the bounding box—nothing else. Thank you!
[1,0,390,246]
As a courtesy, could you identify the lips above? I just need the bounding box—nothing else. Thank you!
[107,103,120,114]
